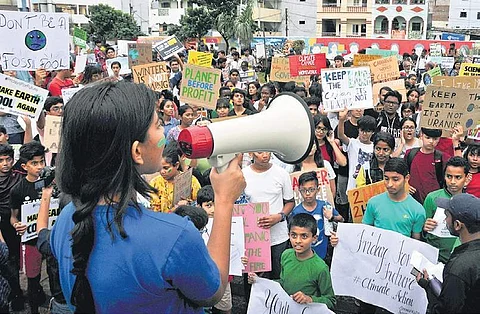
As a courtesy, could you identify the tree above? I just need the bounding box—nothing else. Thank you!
[170,7,214,41]
[235,2,254,48]
[86,4,144,42]
[292,40,305,55]
[215,12,236,52]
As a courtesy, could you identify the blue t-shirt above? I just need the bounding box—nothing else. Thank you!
[50,202,220,313]
[291,200,338,259]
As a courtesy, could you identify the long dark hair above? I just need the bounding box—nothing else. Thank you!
[294,138,325,171]
[314,115,334,163]
[57,82,157,313]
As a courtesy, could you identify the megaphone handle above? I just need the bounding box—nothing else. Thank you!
[208,154,237,173]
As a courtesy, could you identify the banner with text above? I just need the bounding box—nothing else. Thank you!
[132,62,169,91]
[467,124,480,140]
[247,278,334,314]
[291,168,334,206]
[21,198,60,242]
[368,56,400,83]
[153,35,185,60]
[180,63,221,110]
[353,54,381,67]
[44,115,62,154]
[321,67,373,112]
[270,57,309,83]
[187,50,213,67]
[347,181,386,223]
[420,85,480,136]
[233,203,271,273]
[0,73,48,120]
[288,53,326,77]
[331,224,439,314]
[0,11,70,70]
[459,63,480,76]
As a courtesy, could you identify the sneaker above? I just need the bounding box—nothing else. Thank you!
[10,294,25,311]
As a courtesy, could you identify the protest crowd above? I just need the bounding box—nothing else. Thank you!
[0,9,479,314]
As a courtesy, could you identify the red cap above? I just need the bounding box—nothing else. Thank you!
[178,126,214,159]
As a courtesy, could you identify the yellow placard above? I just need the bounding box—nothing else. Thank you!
[347,181,387,223]
[188,50,213,67]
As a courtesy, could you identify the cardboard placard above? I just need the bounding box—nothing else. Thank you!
[347,181,386,223]
[420,85,480,136]
[331,224,438,314]
[290,168,334,206]
[153,35,185,60]
[353,54,381,67]
[288,53,326,77]
[232,202,272,273]
[321,66,373,112]
[270,57,309,83]
[106,57,130,76]
[0,73,48,120]
[43,115,62,154]
[187,50,213,67]
[173,168,193,205]
[0,11,70,70]
[180,63,221,110]
[368,56,400,83]
[459,63,480,76]
[431,76,480,89]
[132,62,170,91]
[73,27,87,49]
[128,42,152,68]
[467,124,480,140]
[372,79,407,105]
[21,198,60,242]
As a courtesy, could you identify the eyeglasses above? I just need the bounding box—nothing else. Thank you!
[50,106,63,112]
[384,101,399,106]
[299,187,317,194]
[402,126,415,130]
[315,127,328,133]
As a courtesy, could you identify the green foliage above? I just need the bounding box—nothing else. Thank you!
[86,4,144,42]
[292,40,305,55]
[176,7,214,39]
[235,2,254,48]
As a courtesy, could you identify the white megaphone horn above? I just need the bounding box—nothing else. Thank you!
[178,92,315,171]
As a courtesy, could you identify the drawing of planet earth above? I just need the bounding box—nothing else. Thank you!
[25,30,47,51]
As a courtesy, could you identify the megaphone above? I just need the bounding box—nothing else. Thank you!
[178,92,314,170]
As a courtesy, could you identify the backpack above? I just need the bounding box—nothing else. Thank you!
[405,147,444,188]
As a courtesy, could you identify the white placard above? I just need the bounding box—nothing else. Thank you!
[331,223,438,314]
[247,277,334,314]
[0,11,70,70]
[202,216,245,276]
[0,73,48,120]
[106,57,131,76]
[73,55,87,74]
[321,67,373,112]
[20,198,60,242]
[117,40,136,56]
[441,57,455,69]
[429,207,455,238]
[61,86,82,104]
[410,250,445,283]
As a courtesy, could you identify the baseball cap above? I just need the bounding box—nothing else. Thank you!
[436,194,480,224]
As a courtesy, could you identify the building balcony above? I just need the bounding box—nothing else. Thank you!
[374,0,424,3]
[346,33,367,37]
[322,5,341,12]
[253,7,282,23]
[347,6,367,12]
[322,32,340,37]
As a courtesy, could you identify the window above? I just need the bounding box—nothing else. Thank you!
[477,12,480,19]
[300,0,306,2]
[352,24,360,34]
[299,20,306,24]
[79,5,87,15]
[460,11,467,18]
[411,22,421,31]
[161,2,171,8]
[54,4,77,14]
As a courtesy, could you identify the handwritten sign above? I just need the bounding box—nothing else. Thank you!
[353,54,381,67]
[440,57,455,69]
[372,79,407,105]
[432,76,480,89]
[459,63,480,76]
[106,57,130,76]
[233,203,271,273]
[429,43,442,57]
[270,57,309,83]
[128,43,152,68]
[73,27,87,49]
[321,67,373,112]
[429,208,455,238]
[180,63,221,110]
[420,85,480,136]
[132,62,169,91]
[0,73,48,120]
[21,198,60,242]
[427,66,442,78]
[290,168,334,206]
[467,124,480,140]
[61,86,82,104]
[202,217,245,276]
[247,278,334,314]
[187,50,213,67]
[153,35,185,60]
[0,11,70,70]
[347,181,386,223]
[368,56,400,83]
[173,168,193,205]
[331,224,439,314]
[288,53,326,77]
[44,115,62,154]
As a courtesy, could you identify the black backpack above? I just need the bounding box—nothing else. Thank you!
[405,147,444,188]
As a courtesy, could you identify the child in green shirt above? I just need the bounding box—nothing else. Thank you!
[249,213,336,309]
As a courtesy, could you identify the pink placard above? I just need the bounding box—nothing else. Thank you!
[233,202,272,273]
